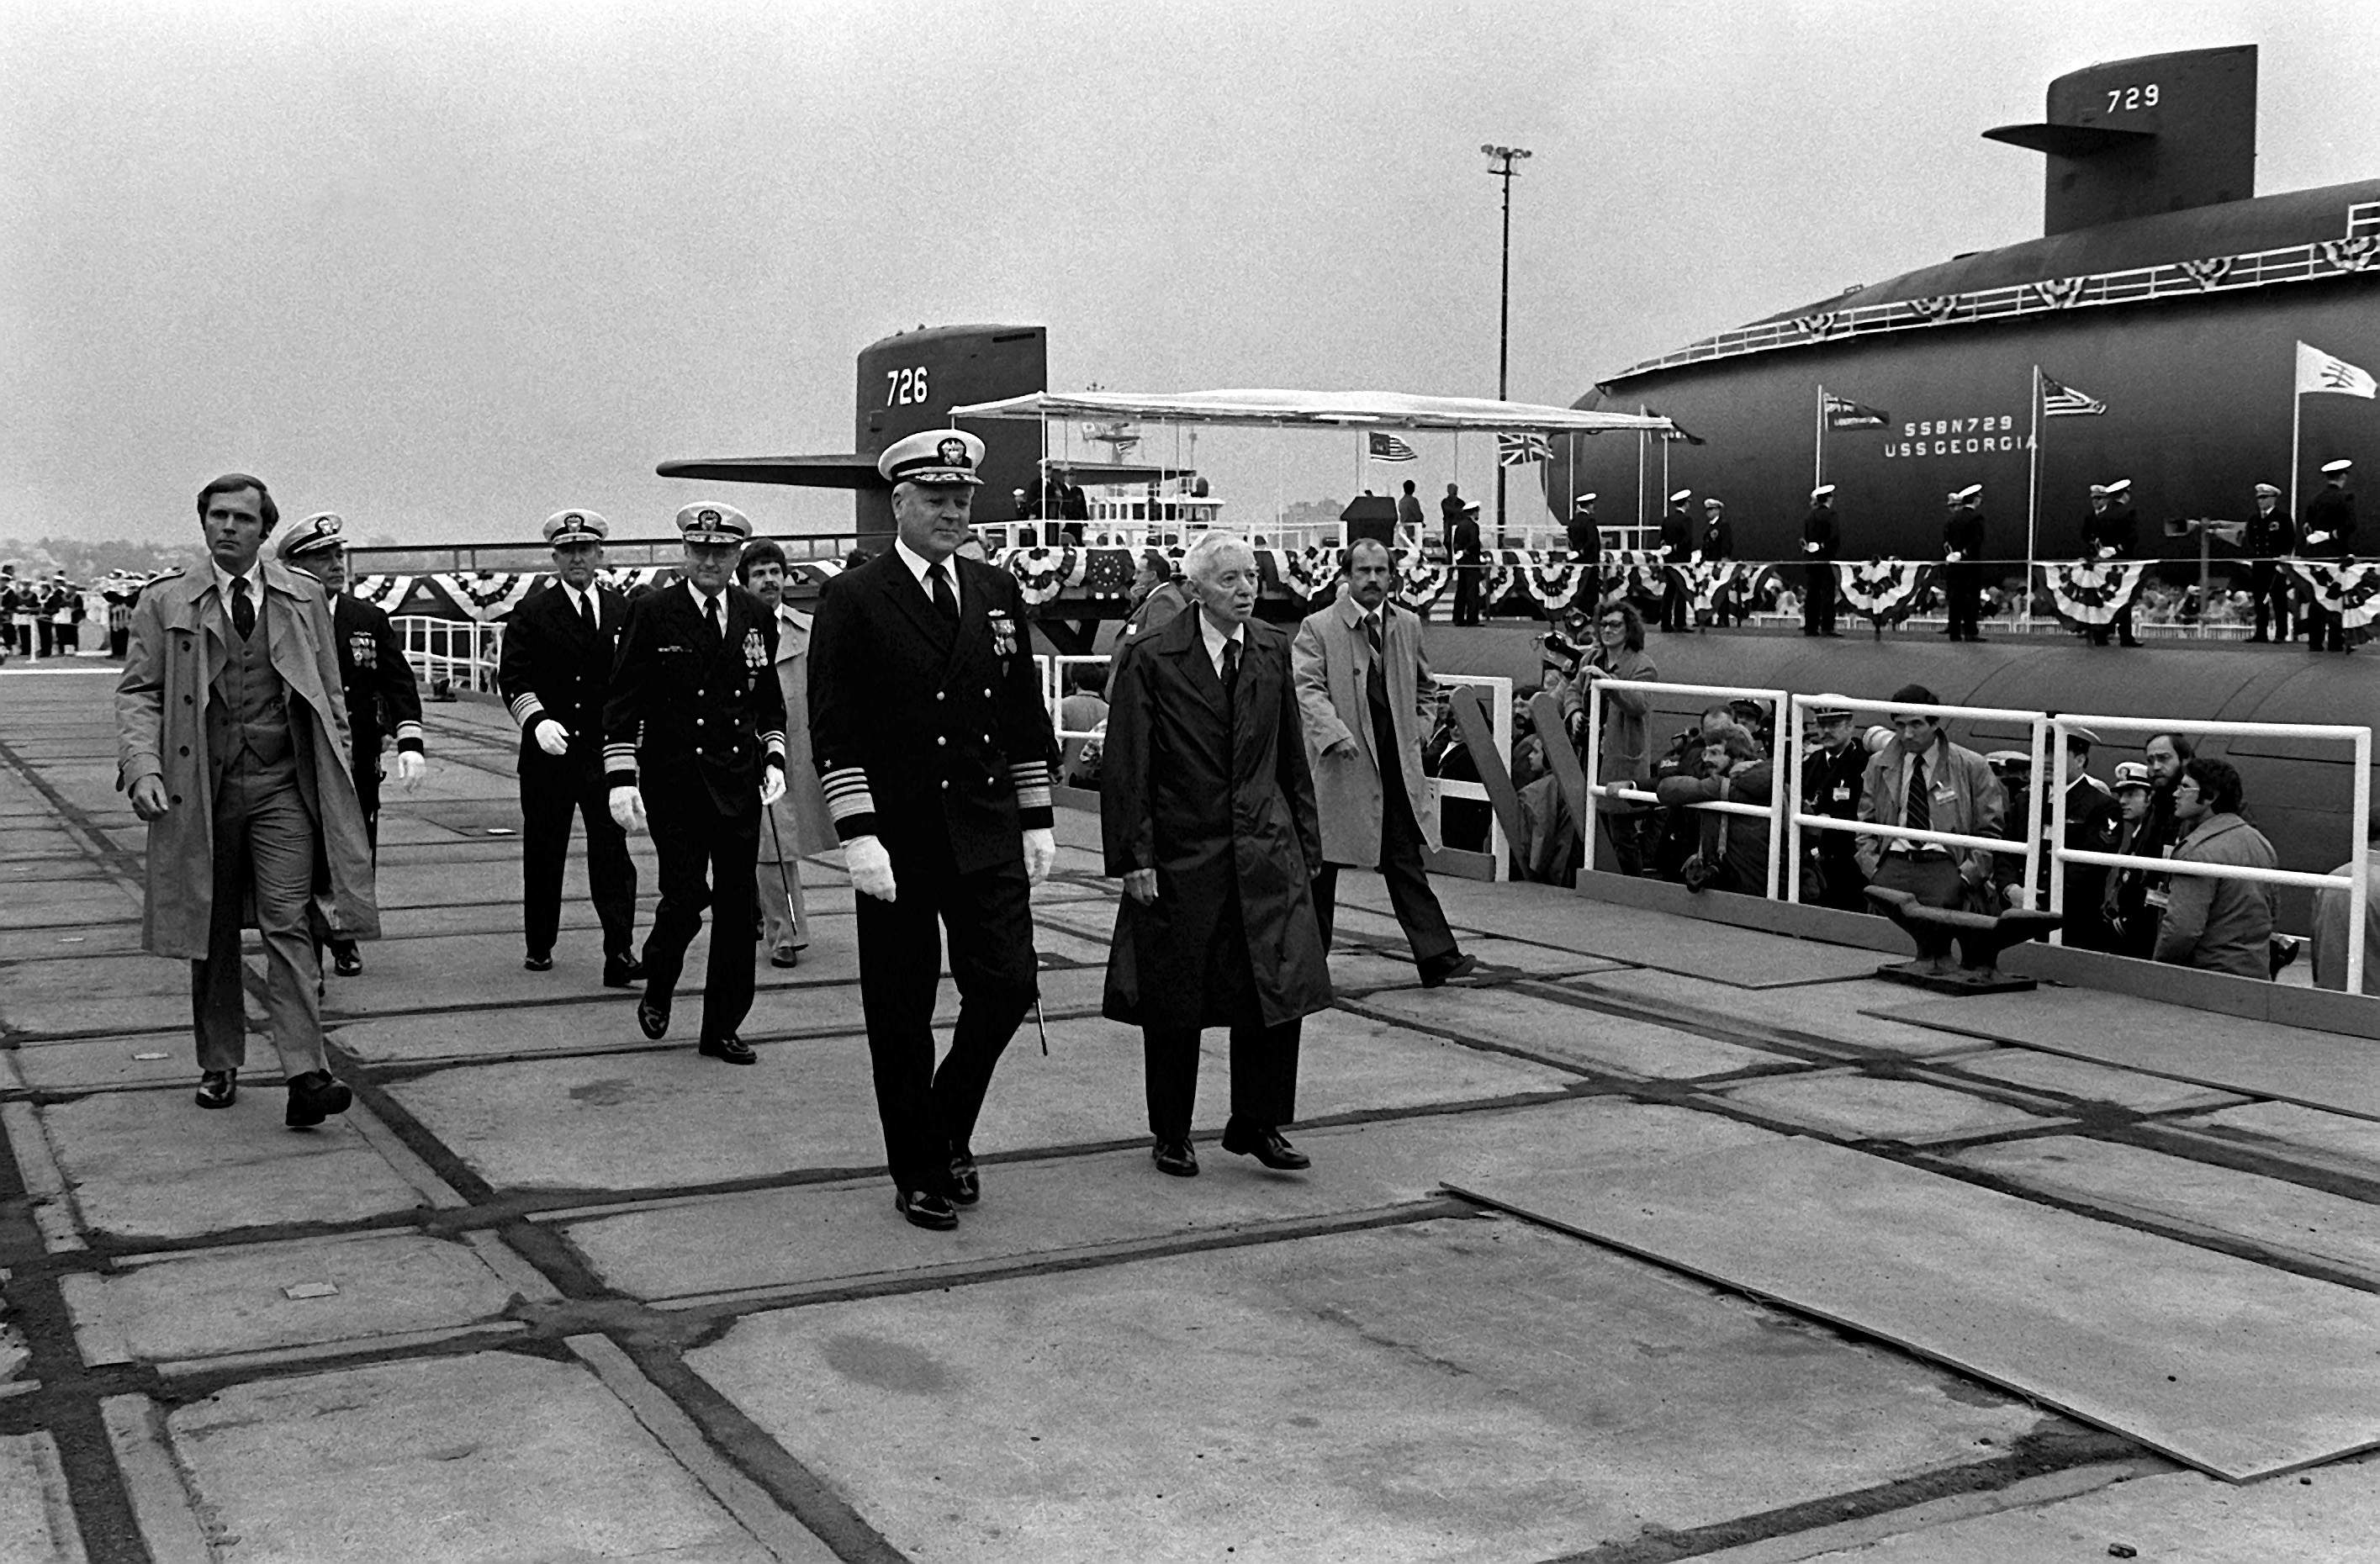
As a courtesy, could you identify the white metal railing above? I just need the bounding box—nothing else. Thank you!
[1585,679,1790,899]
[394,616,505,695]
[1432,674,1512,881]
[1784,694,2048,909]
[1041,654,1113,788]
[2044,714,2371,995]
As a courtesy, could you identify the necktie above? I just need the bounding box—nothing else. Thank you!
[706,594,724,644]
[579,590,597,635]
[230,577,255,640]
[1363,614,1389,711]
[1219,637,1240,721]
[928,562,959,626]
[1905,756,1931,841]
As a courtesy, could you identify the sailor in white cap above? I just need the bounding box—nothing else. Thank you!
[1565,491,1601,563]
[276,512,426,976]
[602,502,787,1065]
[496,508,642,983]
[809,427,1060,1230]
[1940,483,1986,641]
[2302,459,2358,652]
[2245,481,2296,642]
[1658,489,1694,631]
[1800,695,1867,906]
[1802,484,1842,636]
[2081,478,2142,646]
[1449,497,1487,625]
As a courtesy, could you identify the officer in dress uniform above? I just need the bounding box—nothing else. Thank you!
[1657,489,1694,631]
[2303,459,2357,653]
[1801,485,1842,636]
[2244,482,2296,642]
[1799,698,1868,910]
[1699,496,1737,626]
[1941,483,1986,642]
[275,513,427,976]
[605,503,788,1065]
[2081,479,2143,647]
[809,430,1060,1231]
[497,510,642,982]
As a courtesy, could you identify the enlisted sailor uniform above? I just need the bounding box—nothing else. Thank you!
[1801,489,1840,636]
[606,565,786,1049]
[809,532,1057,1201]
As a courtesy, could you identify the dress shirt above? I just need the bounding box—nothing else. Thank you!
[1198,612,1246,679]
[685,579,727,634]
[892,536,961,617]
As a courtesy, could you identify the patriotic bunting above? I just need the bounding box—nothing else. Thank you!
[2289,562,2380,629]
[2035,561,2148,628]
[997,547,1084,606]
[1838,559,1935,627]
[348,574,414,614]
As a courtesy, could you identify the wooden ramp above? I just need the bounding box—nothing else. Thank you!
[1449,1136,2380,1482]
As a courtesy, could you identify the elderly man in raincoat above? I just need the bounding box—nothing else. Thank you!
[117,473,378,1127]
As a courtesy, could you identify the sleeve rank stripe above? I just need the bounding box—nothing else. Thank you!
[509,694,543,727]
[821,766,875,821]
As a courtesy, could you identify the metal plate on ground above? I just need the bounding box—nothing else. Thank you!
[1449,1135,2380,1481]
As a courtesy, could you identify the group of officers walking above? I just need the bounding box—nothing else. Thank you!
[121,434,1487,1234]
[1552,458,2360,648]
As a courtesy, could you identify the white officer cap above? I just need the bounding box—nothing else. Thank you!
[1703,497,1725,510]
[1811,483,1836,499]
[1955,483,1983,502]
[675,502,754,545]
[543,509,611,546]
[277,512,345,560]
[2106,477,2132,494]
[2322,458,2354,475]
[1573,492,1597,504]
[1668,488,1692,504]
[2087,483,2110,498]
[2253,482,2282,497]
[880,429,986,487]
[1811,695,1854,721]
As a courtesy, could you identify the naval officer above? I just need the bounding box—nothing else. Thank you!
[274,511,427,977]
[605,503,788,1065]
[808,429,1060,1231]
[1941,483,1986,642]
[2303,459,2357,653]
[1657,489,1694,631]
[2081,478,2142,647]
[2244,482,2295,643]
[1801,485,1842,636]
[496,510,642,983]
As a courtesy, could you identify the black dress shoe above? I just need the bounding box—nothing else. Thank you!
[284,1070,353,1128]
[1419,951,1481,990]
[769,945,804,970]
[1220,1123,1311,1171]
[524,952,554,973]
[331,942,363,977]
[1152,1139,1199,1177]
[637,997,670,1040]
[195,1070,237,1110]
[697,1033,757,1065]
[948,1144,981,1206]
[896,1189,959,1231]
[602,955,645,989]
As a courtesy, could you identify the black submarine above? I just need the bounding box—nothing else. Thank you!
[1554,45,2377,561]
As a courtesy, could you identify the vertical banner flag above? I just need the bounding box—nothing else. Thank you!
[2297,341,2378,398]
[1367,431,1419,461]
[1823,393,1890,429]
[2040,376,2108,417]
[1496,432,1552,467]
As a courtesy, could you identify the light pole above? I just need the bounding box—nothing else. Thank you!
[1483,143,1531,544]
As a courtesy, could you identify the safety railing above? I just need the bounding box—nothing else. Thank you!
[1037,653,1113,788]
[394,616,505,695]
[1432,673,1512,881]
[1584,679,1790,899]
[1783,694,2049,908]
[2044,713,2371,995]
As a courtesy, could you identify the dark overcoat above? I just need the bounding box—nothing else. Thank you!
[1101,610,1332,1030]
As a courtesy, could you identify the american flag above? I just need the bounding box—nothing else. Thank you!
[2040,376,2108,417]
[1367,431,1418,461]
[1497,432,1552,467]
[1822,392,1890,430]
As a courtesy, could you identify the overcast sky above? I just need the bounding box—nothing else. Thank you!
[5,0,2375,551]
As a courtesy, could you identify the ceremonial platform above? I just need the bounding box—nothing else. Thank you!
[5,665,2380,1562]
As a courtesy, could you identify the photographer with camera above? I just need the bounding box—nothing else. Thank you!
[1654,721,1773,896]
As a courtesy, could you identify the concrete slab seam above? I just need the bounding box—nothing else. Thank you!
[98,1394,214,1564]
[1,1100,87,1253]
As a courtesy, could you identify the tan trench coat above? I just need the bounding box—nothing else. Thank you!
[759,603,834,859]
[116,555,380,957]
[1289,596,1438,869]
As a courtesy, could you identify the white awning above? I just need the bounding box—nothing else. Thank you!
[946,388,1675,436]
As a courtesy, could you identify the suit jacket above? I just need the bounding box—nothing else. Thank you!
[496,581,629,771]
[1855,733,2004,884]
[1290,596,1437,868]
[1101,610,1331,1030]
[604,584,786,817]
[331,593,424,757]
[115,554,378,955]
[807,550,1056,875]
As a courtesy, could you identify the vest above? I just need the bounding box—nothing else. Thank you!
[209,593,296,779]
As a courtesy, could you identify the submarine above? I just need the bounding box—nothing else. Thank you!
[1552,45,2378,563]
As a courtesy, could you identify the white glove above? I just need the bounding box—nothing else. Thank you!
[1944,551,1963,563]
[847,834,897,902]
[533,718,570,757]
[1803,542,1820,554]
[1023,827,1057,886]
[608,785,646,832]
[759,764,786,808]
[396,751,426,788]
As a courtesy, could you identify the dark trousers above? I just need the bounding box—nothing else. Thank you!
[1870,852,1965,911]
[1600,807,1647,877]
[1451,563,1483,626]
[854,831,1038,1192]
[2307,600,2347,653]
[1944,566,1982,639]
[109,626,130,658]
[1802,562,1837,634]
[1143,1019,1301,1142]
[58,624,77,653]
[2088,605,2136,646]
[641,788,762,1043]
[1810,843,1868,911]
[2249,563,2292,641]
[193,758,326,1078]
[520,749,637,959]
[34,619,52,657]
[1309,769,1457,970]
[1660,573,1689,631]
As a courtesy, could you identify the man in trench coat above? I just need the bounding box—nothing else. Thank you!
[1289,537,1474,985]
[737,537,834,966]
[116,473,378,1126]
[1103,532,1334,1180]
